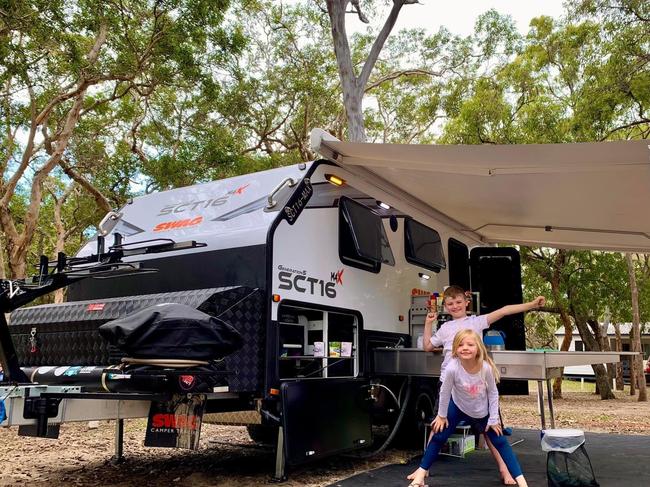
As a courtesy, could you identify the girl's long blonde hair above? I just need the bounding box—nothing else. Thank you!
[451,329,500,383]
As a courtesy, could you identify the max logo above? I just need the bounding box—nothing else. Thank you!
[151,413,198,430]
[331,269,344,285]
[232,184,249,195]
[153,216,203,232]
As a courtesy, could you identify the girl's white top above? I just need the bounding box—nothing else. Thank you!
[429,314,489,381]
[438,358,499,425]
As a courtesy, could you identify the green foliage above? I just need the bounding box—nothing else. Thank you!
[519,245,649,350]
[438,3,649,346]
[440,4,649,144]
[215,1,343,156]
[0,0,246,275]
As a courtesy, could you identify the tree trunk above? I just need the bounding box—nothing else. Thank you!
[613,323,624,391]
[51,184,75,304]
[571,310,615,399]
[599,323,615,389]
[0,22,108,279]
[326,0,413,142]
[553,326,572,399]
[629,322,636,395]
[551,250,572,399]
[345,90,366,142]
[591,363,615,399]
[626,253,647,401]
[0,234,5,280]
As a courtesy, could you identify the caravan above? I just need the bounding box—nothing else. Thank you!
[1,130,648,478]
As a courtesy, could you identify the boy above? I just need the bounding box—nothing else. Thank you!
[421,285,544,485]
[423,285,545,381]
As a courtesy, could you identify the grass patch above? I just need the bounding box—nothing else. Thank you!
[526,379,646,395]
[524,379,596,393]
[560,379,596,393]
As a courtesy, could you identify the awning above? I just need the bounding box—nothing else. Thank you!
[310,129,650,252]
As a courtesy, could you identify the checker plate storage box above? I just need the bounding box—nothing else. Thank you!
[8,287,265,393]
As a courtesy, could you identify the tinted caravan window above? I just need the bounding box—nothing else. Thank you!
[339,197,394,272]
[378,222,395,266]
[448,238,470,290]
[404,219,446,272]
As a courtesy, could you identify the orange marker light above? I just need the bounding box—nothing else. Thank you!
[272,294,281,302]
[325,174,345,186]
[269,388,280,396]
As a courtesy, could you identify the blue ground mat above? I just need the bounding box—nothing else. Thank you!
[327,429,650,487]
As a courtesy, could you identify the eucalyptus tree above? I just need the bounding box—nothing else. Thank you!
[265,1,484,144]
[521,248,631,399]
[439,8,650,398]
[215,1,344,163]
[571,0,649,139]
[217,1,467,158]
[441,7,647,142]
[323,0,428,141]
[40,178,98,302]
[571,0,649,401]
[625,254,648,400]
[362,25,466,144]
[0,0,243,278]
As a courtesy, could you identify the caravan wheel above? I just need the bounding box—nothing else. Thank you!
[246,424,279,444]
[394,383,437,448]
[414,387,437,438]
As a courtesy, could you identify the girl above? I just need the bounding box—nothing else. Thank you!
[407,329,528,487]
[423,286,543,484]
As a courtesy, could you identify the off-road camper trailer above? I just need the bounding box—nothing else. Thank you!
[2,154,522,474]
[2,130,648,478]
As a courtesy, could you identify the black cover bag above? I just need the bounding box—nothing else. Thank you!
[547,445,599,487]
[99,303,243,360]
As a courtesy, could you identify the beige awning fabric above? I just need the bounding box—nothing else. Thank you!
[310,129,650,252]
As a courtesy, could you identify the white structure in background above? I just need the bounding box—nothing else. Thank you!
[555,324,650,378]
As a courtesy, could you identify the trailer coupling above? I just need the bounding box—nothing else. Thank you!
[0,385,77,438]
[21,392,62,438]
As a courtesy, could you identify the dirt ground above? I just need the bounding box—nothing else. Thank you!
[500,384,650,435]
[1,385,648,486]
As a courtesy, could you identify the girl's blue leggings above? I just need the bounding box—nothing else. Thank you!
[420,398,523,478]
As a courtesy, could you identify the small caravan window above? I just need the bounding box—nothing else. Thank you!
[404,219,446,272]
[448,238,470,290]
[339,197,394,272]
[379,224,396,266]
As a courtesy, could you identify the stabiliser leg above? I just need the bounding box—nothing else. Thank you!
[112,418,125,464]
[272,425,287,482]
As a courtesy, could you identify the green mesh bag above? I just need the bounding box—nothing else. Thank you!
[547,445,599,487]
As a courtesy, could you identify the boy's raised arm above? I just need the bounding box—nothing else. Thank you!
[485,296,545,326]
[423,310,439,352]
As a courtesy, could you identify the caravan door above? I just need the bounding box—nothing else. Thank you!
[470,247,528,395]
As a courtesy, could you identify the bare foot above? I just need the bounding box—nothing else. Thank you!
[406,467,428,485]
[407,470,429,480]
[514,475,528,487]
[501,470,516,485]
